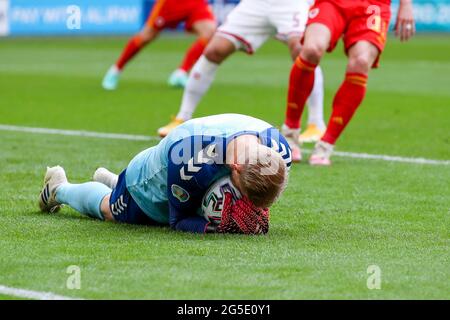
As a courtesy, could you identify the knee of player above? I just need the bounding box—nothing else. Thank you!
[100,194,114,221]
[139,27,157,43]
[199,24,217,40]
[301,43,325,63]
[288,40,301,60]
[347,53,372,74]
[204,44,228,64]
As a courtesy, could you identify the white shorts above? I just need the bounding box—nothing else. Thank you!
[217,0,312,54]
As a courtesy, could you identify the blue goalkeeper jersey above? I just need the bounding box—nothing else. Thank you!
[125,114,292,233]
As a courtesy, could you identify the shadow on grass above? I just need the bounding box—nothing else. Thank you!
[29,209,287,243]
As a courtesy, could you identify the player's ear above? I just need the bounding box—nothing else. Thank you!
[229,164,243,185]
[230,163,243,173]
[230,166,245,195]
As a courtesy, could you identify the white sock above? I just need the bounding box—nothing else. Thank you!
[176,55,219,121]
[306,66,325,130]
[110,65,121,75]
[173,68,187,76]
[93,168,118,189]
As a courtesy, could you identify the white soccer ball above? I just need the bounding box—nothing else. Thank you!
[201,175,242,224]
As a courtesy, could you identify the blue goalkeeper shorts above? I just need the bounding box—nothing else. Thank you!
[109,170,160,226]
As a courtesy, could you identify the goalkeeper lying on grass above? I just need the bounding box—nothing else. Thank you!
[39,114,291,234]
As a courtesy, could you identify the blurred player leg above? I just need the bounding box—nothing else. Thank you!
[159,0,271,137]
[115,27,159,71]
[104,0,195,90]
[321,41,377,145]
[308,0,392,165]
[284,24,330,129]
[271,0,313,160]
[311,41,378,165]
[283,0,349,161]
[158,36,236,137]
[102,26,159,90]
[284,36,304,162]
[282,24,330,161]
[169,17,216,88]
[300,66,326,143]
[285,35,326,144]
[178,36,235,119]
[168,37,208,88]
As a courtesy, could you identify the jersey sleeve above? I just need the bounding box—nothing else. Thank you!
[166,136,225,233]
[168,204,209,233]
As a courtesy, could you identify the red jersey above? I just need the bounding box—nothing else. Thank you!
[307,0,392,67]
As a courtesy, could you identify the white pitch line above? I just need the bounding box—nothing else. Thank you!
[0,124,158,142]
[0,124,449,166]
[0,284,81,300]
[332,151,450,165]
[302,149,450,165]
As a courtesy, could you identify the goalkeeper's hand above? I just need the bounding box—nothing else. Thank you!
[213,192,270,235]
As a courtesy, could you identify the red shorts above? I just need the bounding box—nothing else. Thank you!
[306,0,391,67]
[146,0,215,32]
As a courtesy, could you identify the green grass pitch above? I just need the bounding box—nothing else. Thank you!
[0,34,449,299]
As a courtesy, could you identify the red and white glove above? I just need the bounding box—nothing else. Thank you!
[215,192,270,235]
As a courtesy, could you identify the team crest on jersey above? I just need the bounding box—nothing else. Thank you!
[155,16,165,28]
[309,8,320,19]
[171,184,190,203]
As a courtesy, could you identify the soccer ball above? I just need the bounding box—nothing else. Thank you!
[201,175,242,224]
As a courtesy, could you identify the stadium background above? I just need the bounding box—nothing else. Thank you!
[1,0,450,37]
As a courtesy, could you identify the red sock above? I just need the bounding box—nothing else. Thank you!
[284,56,317,129]
[115,35,144,70]
[322,73,368,145]
[179,37,208,72]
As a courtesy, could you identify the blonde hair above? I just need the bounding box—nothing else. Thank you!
[238,145,288,208]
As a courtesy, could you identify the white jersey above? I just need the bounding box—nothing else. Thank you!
[217,0,312,54]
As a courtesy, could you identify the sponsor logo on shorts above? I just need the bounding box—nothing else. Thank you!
[309,8,319,19]
[171,184,190,203]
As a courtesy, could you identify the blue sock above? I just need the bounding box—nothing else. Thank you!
[56,182,111,220]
